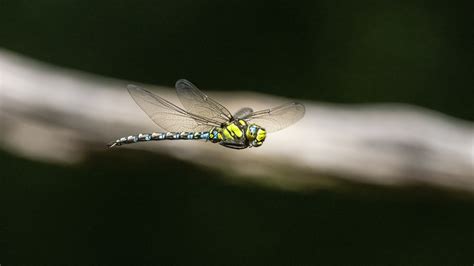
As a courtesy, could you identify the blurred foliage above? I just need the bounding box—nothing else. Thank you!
[1,1,474,264]
[0,0,473,120]
[2,150,474,264]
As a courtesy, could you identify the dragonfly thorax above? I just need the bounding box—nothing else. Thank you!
[246,123,266,147]
[208,119,266,149]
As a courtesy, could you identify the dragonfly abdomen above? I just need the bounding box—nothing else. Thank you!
[108,131,211,148]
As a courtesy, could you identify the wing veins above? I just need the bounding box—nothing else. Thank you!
[175,79,233,124]
[127,84,222,131]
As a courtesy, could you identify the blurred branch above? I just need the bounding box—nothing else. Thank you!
[1,48,473,192]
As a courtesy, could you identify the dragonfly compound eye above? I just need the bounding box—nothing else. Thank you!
[246,124,258,141]
[246,124,266,147]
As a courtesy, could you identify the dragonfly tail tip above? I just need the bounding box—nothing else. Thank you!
[107,142,117,148]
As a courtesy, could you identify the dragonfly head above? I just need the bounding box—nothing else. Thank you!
[246,124,266,147]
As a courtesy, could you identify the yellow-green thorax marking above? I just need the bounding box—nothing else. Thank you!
[208,119,267,149]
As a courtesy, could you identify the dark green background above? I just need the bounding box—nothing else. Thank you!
[1,0,473,264]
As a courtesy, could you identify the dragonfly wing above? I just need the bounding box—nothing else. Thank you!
[175,79,233,124]
[233,107,254,119]
[244,102,305,133]
[127,84,221,132]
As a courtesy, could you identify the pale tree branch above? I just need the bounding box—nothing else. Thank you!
[1,49,473,192]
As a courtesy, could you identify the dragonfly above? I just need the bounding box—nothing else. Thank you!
[108,79,305,149]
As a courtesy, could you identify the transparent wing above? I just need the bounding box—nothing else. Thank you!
[233,107,254,119]
[244,102,305,133]
[127,84,221,132]
[175,79,233,124]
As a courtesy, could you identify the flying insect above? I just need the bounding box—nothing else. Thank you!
[108,79,305,149]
